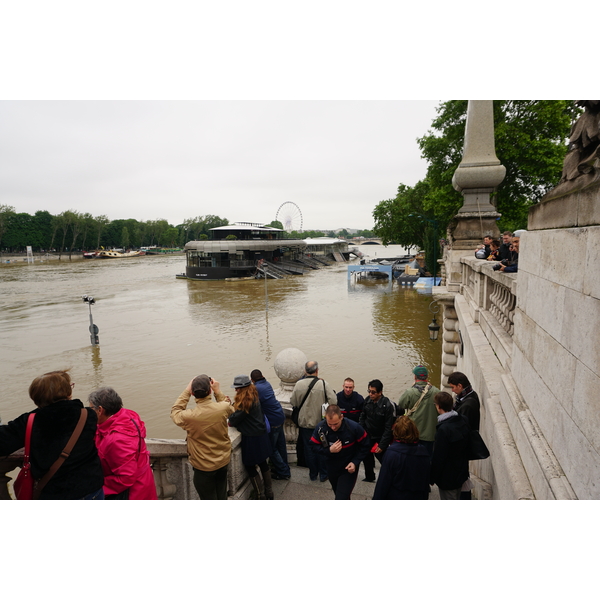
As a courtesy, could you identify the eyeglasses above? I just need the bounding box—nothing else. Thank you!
[368,389,378,394]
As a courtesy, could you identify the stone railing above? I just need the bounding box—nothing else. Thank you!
[459,255,517,369]
[1,427,252,500]
[1,413,302,500]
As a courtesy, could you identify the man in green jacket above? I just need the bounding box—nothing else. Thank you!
[397,366,440,456]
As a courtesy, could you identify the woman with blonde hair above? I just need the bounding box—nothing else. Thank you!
[372,416,430,500]
[0,369,104,499]
[228,375,273,499]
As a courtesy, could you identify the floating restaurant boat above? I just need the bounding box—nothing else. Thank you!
[96,250,146,259]
[182,223,309,280]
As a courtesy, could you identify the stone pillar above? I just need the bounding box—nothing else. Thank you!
[445,100,506,291]
[273,347,307,454]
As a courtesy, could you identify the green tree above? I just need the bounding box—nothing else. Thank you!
[160,226,179,247]
[94,215,110,249]
[417,100,581,232]
[0,204,16,255]
[121,226,130,249]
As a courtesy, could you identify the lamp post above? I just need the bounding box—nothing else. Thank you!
[428,301,440,342]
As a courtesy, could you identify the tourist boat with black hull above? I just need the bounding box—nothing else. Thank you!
[181,223,310,280]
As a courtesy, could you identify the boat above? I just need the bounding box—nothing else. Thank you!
[96,250,146,259]
[181,223,309,280]
[83,251,99,259]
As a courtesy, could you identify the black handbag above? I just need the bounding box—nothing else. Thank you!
[468,428,490,460]
[291,377,319,426]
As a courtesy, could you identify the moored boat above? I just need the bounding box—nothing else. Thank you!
[96,250,146,259]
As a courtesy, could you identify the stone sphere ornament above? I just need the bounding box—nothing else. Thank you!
[274,347,307,389]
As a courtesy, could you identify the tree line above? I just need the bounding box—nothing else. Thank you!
[372,101,582,275]
[0,208,230,257]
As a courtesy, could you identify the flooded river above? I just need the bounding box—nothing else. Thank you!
[0,246,441,438]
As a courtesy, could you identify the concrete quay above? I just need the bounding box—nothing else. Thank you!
[267,462,441,501]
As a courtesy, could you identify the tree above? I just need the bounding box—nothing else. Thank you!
[121,226,130,249]
[94,215,110,249]
[0,204,15,256]
[417,100,581,233]
[68,211,85,259]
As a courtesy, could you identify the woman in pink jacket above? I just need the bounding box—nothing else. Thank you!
[88,387,157,500]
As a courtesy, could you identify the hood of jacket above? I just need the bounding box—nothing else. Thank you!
[96,407,146,443]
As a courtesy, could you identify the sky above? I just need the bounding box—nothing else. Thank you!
[0,100,440,232]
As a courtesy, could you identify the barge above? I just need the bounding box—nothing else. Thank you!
[181,223,308,280]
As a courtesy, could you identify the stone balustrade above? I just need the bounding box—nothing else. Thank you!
[459,256,517,371]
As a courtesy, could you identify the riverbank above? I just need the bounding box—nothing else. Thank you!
[1,252,86,264]
[0,251,185,265]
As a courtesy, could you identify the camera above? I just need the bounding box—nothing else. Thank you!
[82,295,95,304]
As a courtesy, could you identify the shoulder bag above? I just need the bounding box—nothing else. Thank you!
[291,377,319,426]
[14,413,36,500]
[405,383,432,417]
[468,428,490,460]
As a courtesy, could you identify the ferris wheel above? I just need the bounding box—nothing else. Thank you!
[275,202,303,233]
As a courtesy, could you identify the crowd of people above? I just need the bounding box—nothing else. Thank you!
[291,361,484,500]
[475,230,520,273]
[0,360,486,501]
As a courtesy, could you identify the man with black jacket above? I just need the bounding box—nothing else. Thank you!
[447,371,480,500]
[336,377,364,423]
[310,405,370,500]
[359,379,395,483]
[498,231,514,262]
[430,392,471,500]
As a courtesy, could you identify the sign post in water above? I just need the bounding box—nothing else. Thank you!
[82,295,99,346]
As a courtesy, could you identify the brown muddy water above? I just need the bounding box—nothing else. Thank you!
[0,246,441,438]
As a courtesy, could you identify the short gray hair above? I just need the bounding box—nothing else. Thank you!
[305,361,318,375]
[88,387,123,417]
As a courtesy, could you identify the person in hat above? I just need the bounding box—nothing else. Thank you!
[397,366,440,456]
[171,374,234,500]
[228,375,274,499]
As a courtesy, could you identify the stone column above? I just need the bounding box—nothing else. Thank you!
[446,100,506,291]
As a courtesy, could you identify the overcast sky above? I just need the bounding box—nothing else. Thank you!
[0,100,440,231]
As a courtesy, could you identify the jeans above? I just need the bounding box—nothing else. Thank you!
[269,424,290,478]
[300,427,327,481]
[82,487,105,500]
[193,464,229,500]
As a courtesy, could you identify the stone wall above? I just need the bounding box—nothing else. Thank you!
[511,220,600,499]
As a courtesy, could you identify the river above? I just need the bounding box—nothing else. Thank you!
[0,245,441,438]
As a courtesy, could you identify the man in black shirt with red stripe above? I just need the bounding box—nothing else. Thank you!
[336,377,364,423]
[310,405,370,500]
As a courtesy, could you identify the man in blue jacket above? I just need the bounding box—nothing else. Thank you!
[251,369,290,480]
[310,405,370,500]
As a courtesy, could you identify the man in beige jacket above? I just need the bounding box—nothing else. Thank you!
[171,374,234,500]
[290,361,337,482]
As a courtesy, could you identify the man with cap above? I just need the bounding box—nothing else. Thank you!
[171,374,234,500]
[251,368,290,480]
[397,366,440,456]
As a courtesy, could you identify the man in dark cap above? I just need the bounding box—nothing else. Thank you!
[397,366,440,456]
